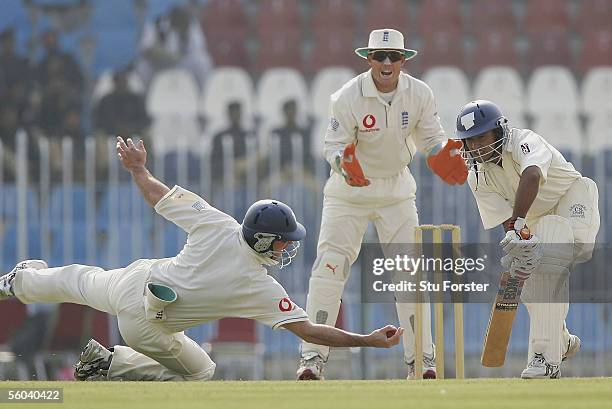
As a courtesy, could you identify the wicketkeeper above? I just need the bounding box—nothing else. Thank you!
[0,136,404,381]
[297,28,468,380]
[455,100,600,378]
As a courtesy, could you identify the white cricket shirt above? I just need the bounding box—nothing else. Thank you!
[323,69,446,204]
[468,128,582,230]
[148,186,308,332]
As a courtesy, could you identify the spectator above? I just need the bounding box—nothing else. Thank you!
[210,101,258,211]
[93,69,149,137]
[35,58,81,138]
[136,5,213,88]
[92,69,150,181]
[33,30,84,163]
[210,101,252,180]
[209,101,259,216]
[270,99,314,175]
[0,28,40,182]
[35,29,84,93]
[34,63,82,182]
[0,29,33,127]
[65,105,88,181]
[27,30,85,183]
[0,104,20,181]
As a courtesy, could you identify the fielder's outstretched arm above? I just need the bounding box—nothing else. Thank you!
[283,320,403,348]
[116,136,170,207]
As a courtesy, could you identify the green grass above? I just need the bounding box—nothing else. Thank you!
[3,378,612,409]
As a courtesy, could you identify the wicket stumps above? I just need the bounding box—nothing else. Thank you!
[414,224,465,379]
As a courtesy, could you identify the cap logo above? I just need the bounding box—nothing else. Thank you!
[460,111,475,130]
[383,31,390,42]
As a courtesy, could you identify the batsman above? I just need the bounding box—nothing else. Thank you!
[455,100,600,378]
[296,28,468,380]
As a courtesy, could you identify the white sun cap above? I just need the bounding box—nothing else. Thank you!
[355,28,417,60]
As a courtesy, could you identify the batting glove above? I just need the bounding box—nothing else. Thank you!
[500,218,541,259]
[501,252,541,281]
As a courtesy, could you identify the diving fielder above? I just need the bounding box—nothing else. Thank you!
[297,28,468,380]
[0,136,404,381]
[455,100,600,378]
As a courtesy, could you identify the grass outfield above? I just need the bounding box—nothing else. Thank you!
[3,378,612,409]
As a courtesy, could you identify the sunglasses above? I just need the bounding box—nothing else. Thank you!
[368,50,404,62]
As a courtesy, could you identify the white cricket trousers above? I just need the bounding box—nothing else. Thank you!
[301,193,434,364]
[12,259,216,381]
[522,176,600,365]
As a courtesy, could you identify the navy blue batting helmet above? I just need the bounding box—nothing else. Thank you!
[455,100,506,140]
[455,100,510,167]
[242,200,306,266]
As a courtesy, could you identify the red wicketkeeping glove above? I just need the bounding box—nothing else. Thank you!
[427,139,468,185]
[341,143,370,187]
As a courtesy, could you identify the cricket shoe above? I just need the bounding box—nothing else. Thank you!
[521,353,560,379]
[74,339,113,381]
[296,355,325,380]
[0,260,48,300]
[562,334,581,361]
[406,353,437,380]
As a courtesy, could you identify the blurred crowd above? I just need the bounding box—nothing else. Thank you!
[0,1,321,189]
[1,3,205,183]
[0,27,86,181]
[2,0,609,187]
[0,23,150,182]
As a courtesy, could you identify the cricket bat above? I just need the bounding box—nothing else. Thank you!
[481,270,525,367]
[481,226,531,367]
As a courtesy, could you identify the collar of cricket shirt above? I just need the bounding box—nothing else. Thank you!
[362,69,410,100]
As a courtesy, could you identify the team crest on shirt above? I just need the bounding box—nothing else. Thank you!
[329,117,340,132]
[192,201,205,211]
[253,232,278,252]
[278,297,295,312]
[569,204,586,218]
[401,111,409,129]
